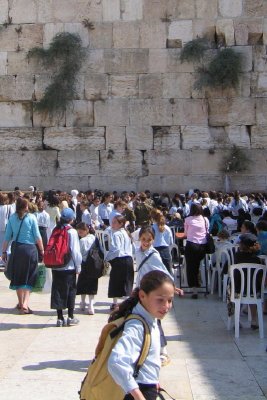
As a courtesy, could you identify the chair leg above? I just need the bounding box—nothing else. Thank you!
[218,270,222,298]
[210,269,216,295]
[234,302,241,339]
[222,274,228,302]
[257,302,264,339]
[227,315,232,331]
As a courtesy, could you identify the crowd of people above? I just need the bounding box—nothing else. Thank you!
[1,186,267,399]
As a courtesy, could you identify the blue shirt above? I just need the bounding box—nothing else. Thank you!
[257,231,267,255]
[152,223,173,247]
[5,213,41,244]
[105,228,133,261]
[108,302,161,394]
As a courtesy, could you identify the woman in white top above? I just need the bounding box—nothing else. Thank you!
[45,196,61,239]
[105,215,134,310]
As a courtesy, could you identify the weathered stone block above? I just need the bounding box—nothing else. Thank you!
[37,0,53,23]
[243,0,267,17]
[106,126,126,150]
[256,98,267,124]
[140,22,167,49]
[162,73,192,98]
[84,73,108,101]
[209,98,256,126]
[57,150,100,175]
[191,151,224,174]
[153,126,181,149]
[66,101,94,127]
[126,126,153,150]
[113,22,140,48]
[0,52,7,75]
[44,127,105,150]
[0,128,42,150]
[121,0,143,21]
[256,72,267,96]
[196,0,218,19]
[145,150,191,175]
[170,0,195,19]
[230,175,267,191]
[100,150,143,176]
[43,23,64,48]
[235,46,253,72]
[0,25,19,51]
[226,126,251,148]
[264,18,267,45]
[9,0,38,23]
[64,23,89,47]
[0,102,32,127]
[110,75,138,98]
[219,0,243,17]
[216,19,235,46]
[18,24,43,51]
[50,0,102,23]
[182,174,224,191]
[95,99,129,126]
[148,49,194,74]
[34,74,53,101]
[90,175,138,192]
[168,21,193,45]
[234,20,249,45]
[137,175,164,193]
[252,46,267,73]
[251,125,267,148]
[82,50,105,74]
[104,49,149,74]
[181,126,212,150]
[0,75,34,101]
[7,51,43,75]
[139,74,162,98]
[89,23,112,49]
[0,150,56,176]
[0,0,8,24]
[142,0,166,20]
[129,99,172,126]
[201,73,251,99]
[33,110,66,128]
[102,0,120,21]
[173,100,208,125]
[193,20,216,41]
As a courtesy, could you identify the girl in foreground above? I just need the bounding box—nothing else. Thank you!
[108,270,175,400]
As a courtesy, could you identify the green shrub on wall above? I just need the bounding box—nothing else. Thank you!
[28,32,85,117]
[180,38,210,63]
[221,145,251,174]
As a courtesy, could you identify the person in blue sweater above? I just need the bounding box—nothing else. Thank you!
[256,220,267,255]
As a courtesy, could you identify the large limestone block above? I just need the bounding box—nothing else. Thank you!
[57,150,100,176]
[158,175,185,193]
[145,150,191,175]
[181,126,212,150]
[0,25,19,51]
[84,73,108,101]
[37,0,53,23]
[196,0,218,19]
[129,99,172,126]
[142,0,167,20]
[18,24,43,51]
[264,18,267,45]
[9,0,38,23]
[103,0,120,21]
[139,74,162,98]
[0,52,7,75]
[173,100,208,125]
[162,73,192,98]
[44,127,105,150]
[181,174,224,191]
[216,19,235,46]
[170,0,195,19]
[149,49,195,74]
[256,72,267,96]
[51,0,102,23]
[43,23,64,48]
[64,23,89,47]
[234,20,249,45]
[168,21,193,45]
[126,126,153,150]
[234,46,253,72]
[33,110,65,128]
[121,0,143,21]
[0,128,42,150]
[0,75,34,101]
[110,75,138,97]
[83,50,105,74]
[251,125,267,148]
[7,51,46,75]
[191,151,225,175]
[256,98,267,124]
[106,126,126,150]
[66,101,94,127]
[153,126,181,150]
[193,20,216,42]
[140,22,167,49]
[243,0,267,17]
[230,175,267,191]
[113,22,140,48]
[226,126,251,148]
[252,46,267,73]
[34,74,53,101]
[104,49,149,74]
[90,175,138,192]
[95,99,129,126]
[202,73,251,99]
[137,175,164,193]
[89,23,112,49]
[0,150,56,176]
[219,0,243,17]
[0,0,8,24]
[209,98,256,126]
[100,150,143,176]
[0,102,32,127]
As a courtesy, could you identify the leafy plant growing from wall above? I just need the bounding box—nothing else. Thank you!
[221,145,251,192]
[180,38,210,63]
[28,32,85,117]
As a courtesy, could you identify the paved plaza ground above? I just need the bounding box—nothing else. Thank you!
[0,270,266,400]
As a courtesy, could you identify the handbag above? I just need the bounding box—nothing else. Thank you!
[32,263,46,292]
[203,217,215,254]
[4,215,26,280]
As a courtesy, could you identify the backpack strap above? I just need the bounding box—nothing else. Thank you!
[137,251,157,272]
[158,388,176,400]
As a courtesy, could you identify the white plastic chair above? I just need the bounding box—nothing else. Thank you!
[95,229,111,259]
[210,246,232,298]
[227,263,266,338]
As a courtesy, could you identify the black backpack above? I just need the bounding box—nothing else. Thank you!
[84,238,104,279]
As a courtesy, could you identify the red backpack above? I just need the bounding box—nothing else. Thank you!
[44,226,71,268]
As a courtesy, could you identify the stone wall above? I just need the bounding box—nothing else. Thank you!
[0,0,267,192]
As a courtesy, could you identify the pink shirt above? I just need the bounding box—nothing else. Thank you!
[184,216,209,244]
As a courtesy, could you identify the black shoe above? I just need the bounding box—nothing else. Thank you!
[191,294,198,299]
[251,324,259,330]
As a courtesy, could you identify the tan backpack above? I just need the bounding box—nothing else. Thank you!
[79,314,151,400]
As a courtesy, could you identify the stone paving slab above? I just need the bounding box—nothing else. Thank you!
[0,272,266,400]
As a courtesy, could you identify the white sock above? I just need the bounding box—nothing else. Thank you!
[81,295,86,304]
[89,295,94,306]
[113,298,118,304]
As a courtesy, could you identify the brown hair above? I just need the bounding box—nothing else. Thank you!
[0,193,7,205]
[151,208,165,233]
[16,197,29,219]
[76,222,89,232]
[113,215,126,227]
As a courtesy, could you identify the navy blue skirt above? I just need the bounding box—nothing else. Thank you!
[9,242,38,290]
